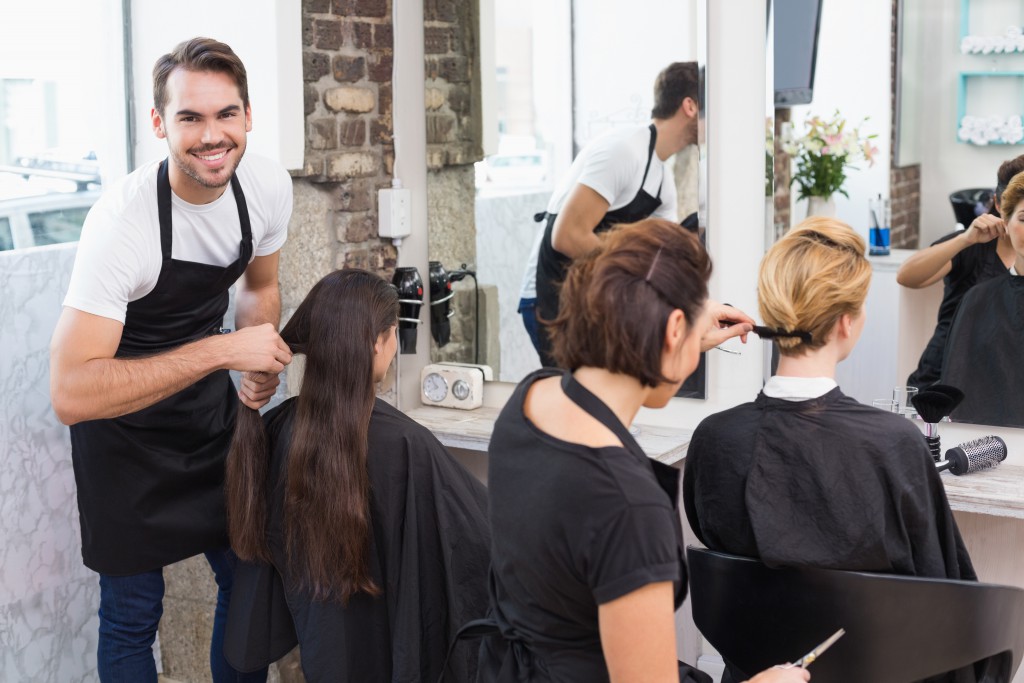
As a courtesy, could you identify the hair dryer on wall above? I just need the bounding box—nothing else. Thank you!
[392,266,423,354]
[429,261,455,348]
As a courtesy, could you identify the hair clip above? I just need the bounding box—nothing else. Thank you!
[645,247,663,282]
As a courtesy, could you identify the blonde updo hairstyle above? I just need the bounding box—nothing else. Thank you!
[758,217,871,355]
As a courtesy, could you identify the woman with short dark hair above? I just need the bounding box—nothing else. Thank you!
[479,218,808,683]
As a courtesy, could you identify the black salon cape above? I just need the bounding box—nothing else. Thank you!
[942,273,1024,428]
[907,232,1006,389]
[684,388,979,683]
[223,397,491,683]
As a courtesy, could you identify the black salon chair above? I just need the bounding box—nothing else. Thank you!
[687,546,1024,683]
[949,188,995,228]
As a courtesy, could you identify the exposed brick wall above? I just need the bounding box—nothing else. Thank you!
[424,0,484,365]
[889,0,921,248]
[423,0,482,169]
[289,0,398,292]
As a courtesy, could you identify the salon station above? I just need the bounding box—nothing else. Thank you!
[4,0,1024,681]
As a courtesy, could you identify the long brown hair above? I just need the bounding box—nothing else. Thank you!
[226,269,399,603]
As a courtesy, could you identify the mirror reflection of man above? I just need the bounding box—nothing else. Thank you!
[526,61,751,366]
[49,37,291,682]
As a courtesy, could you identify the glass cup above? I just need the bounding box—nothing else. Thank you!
[872,398,899,413]
[892,386,919,415]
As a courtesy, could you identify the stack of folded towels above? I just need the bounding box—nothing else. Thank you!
[961,26,1024,54]
[958,114,1024,145]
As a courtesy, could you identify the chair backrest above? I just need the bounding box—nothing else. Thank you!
[687,546,1024,683]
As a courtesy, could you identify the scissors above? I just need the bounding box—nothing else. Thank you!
[777,628,846,669]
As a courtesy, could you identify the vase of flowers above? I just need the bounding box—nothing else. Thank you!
[781,111,878,216]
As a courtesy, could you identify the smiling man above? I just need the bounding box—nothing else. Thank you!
[49,37,291,683]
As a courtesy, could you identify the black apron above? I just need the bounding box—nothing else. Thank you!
[451,372,707,683]
[70,159,253,576]
[534,124,664,366]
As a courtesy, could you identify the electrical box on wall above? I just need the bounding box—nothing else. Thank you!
[378,188,412,239]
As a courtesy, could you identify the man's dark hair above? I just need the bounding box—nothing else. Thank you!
[651,61,699,119]
[153,37,249,115]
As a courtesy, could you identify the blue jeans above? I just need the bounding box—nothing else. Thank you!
[518,297,542,354]
[97,548,268,683]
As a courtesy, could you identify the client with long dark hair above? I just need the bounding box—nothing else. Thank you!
[222,268,490,682]
[478,218,808,683]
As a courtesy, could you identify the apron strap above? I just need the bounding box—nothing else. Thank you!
[157,160,173,263]
[640,123,663,201]
[559,371,647,462]
[560,371,681,505]
[155,158,252,266]
[229,172,254,263]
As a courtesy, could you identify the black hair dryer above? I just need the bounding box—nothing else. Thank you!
[392,266,423,354]
[429,261,455,347]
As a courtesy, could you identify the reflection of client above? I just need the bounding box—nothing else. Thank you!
[897,155,1022,389]
[223,270,491,681]
[943,174,1024,428]
[529,62,700,366]
[685,219,976,682]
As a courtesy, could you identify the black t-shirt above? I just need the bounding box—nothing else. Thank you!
[908,232,1007,388]
[482,369,684,681]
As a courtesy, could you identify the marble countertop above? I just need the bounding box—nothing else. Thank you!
[942,463,1024,520]
[406,405,693,466]
[409,406,1024,518]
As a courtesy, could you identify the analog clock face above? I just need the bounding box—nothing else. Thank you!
[452,379,471,401]
[423,372,448,402]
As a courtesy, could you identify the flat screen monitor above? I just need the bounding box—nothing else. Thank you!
[774,0,823,107]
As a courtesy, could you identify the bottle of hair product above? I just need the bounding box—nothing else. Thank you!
[869,194,891,256]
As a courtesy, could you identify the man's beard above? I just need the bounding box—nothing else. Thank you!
[170,143,245,190]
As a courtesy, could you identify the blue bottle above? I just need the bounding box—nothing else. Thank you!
[869,195,891,256]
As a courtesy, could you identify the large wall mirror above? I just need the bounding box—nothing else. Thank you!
[424,0,708,396]
[770,0,1024,430]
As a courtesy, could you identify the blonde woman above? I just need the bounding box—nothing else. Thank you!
[683,218,976,680]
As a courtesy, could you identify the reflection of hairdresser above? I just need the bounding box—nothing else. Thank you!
[529,62,705,366]
[942,173,1024,427]
[480,219,807,683]
[685,218,978,683]
[897,155,1023,389]
[223,270,490,681]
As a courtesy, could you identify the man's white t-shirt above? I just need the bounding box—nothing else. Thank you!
[546,124,678,217]
[64,153,292,324]
[518,125,678,299]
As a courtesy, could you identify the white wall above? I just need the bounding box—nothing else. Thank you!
[785,0,892,243]
[130,0,303,171]
[573,0,697,148]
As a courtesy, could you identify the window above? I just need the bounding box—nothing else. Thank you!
[29,206,93,247]
[0,0,128,249]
